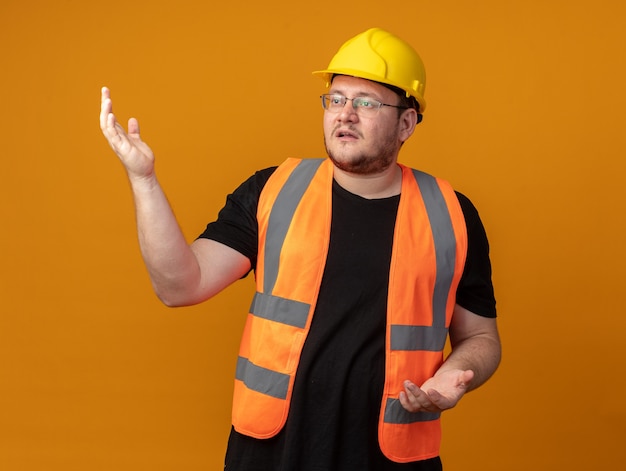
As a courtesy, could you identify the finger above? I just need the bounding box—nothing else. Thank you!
[404,380,424,398]
[399,391,434,413]
[104,110,120,137]
[100,89,114,131]
[399,391,422,412]
[127,117,140,136]
[101,86,111,102]
[401,381,434,412]
[426,387,461,411]
[102,111,132,154]
[398,391,414,411]
[425,388,446,407]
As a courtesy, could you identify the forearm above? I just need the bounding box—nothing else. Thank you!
[438,305,501,391]
[129,174,202,306]
[438,329,501,391]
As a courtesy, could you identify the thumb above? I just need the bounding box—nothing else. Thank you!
[459,370,475,389]
[127,117,141,136]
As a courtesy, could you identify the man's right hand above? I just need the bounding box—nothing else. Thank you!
[100,87,155,181]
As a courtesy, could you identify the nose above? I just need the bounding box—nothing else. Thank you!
[336,98,359,122]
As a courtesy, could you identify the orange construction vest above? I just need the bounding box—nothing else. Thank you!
[232,158,468,462]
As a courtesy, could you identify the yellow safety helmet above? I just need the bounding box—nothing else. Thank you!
[313,28,427,112]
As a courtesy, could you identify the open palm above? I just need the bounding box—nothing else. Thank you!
[100,87,155,179]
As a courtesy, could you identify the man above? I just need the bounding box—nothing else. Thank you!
[100,28,501,471]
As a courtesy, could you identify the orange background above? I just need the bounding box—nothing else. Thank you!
[1,1,625,469]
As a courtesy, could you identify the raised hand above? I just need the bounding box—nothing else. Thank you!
[100,87,155,180]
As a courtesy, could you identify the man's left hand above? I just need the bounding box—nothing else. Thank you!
[398,369,474,413]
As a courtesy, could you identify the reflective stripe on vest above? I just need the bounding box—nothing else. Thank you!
[231,158,467,461]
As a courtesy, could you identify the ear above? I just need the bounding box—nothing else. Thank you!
[399,108,419,142]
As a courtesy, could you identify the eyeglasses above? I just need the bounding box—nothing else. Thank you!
[320,94,408,116]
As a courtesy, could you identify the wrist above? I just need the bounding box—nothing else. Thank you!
[127,171,159,193]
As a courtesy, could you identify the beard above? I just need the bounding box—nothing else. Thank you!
[326,149,394,175]
[324,125,401,175]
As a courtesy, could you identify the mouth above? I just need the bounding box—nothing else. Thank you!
[335,128,359,139]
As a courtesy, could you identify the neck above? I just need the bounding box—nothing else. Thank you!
[333,163,403,199]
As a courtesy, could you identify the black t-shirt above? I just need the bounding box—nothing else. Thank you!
[199,166,496,471]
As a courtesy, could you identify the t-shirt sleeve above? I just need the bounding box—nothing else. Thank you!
[197,167,276,269]
[455,192,497,318]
